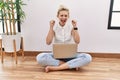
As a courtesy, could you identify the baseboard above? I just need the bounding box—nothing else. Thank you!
[89,52,120,58]
[23,51,120,58]
[2,51,120,58]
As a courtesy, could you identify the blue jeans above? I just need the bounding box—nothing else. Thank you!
[36,53,92,68]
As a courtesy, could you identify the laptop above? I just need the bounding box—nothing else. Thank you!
[53,43,78,59]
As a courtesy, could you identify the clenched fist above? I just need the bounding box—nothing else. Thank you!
[50,20,55,28]
[72,20,77,27]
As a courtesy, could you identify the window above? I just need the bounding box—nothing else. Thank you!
[108,0,120,29]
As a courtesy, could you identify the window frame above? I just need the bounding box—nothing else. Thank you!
[108,0,120,29]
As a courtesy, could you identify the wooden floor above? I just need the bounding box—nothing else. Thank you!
[0,56,120,80]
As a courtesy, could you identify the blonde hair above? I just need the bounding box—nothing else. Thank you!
[57,5,69,16]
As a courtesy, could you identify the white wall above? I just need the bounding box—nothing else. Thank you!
[22,0,120,53]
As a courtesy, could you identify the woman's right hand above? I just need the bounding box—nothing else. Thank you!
[50,20,55,28]
[46,20,55,45]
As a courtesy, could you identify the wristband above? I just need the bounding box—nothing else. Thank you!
[74,27,78,30]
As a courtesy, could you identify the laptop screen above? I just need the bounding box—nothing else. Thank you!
[53,43,78,59]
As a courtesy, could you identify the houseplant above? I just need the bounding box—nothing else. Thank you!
[0,0,26,64]
[0,0,26,52]
[0,0,26,35]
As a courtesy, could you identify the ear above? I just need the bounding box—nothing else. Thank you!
[68,15,70,18]
[57,14,59,18]
[68,14,70,18]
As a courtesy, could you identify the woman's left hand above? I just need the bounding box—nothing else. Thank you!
[72,20,77,27]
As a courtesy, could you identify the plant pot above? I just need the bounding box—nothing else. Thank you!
[2,33,21,52]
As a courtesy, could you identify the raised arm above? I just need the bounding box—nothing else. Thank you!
[71,20,80,44]
[46,20,55,45]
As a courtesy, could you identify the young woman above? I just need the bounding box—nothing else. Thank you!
[36,6,92,73]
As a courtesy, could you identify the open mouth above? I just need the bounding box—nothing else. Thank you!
[61,20,66,23]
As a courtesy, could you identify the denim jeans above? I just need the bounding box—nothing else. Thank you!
[36,53,92,68]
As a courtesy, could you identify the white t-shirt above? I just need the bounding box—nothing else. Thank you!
[53,20,75,43]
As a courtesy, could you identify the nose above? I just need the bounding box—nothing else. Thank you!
[62,16,67,19]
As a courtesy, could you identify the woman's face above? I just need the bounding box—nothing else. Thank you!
[57,10,69,26]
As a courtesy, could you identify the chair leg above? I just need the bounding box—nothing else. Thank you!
[2,52,6,64]
[0,39,4,63]
[13,39,17,64]
[1,52,4,63]
[21,37,24,59]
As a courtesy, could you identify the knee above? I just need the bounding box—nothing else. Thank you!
[84,53,92,63]
[36,53,48,66]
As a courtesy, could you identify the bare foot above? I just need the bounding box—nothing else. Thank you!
[76,67,79,71]
[45,66,50,73]
[45,63,70,72]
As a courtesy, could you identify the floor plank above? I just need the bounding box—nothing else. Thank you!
[0,56,120,80]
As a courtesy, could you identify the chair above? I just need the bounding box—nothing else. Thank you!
[0,37,24,64]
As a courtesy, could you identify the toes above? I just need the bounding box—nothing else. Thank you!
[45,66,50,73]
[76,67,79,71]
